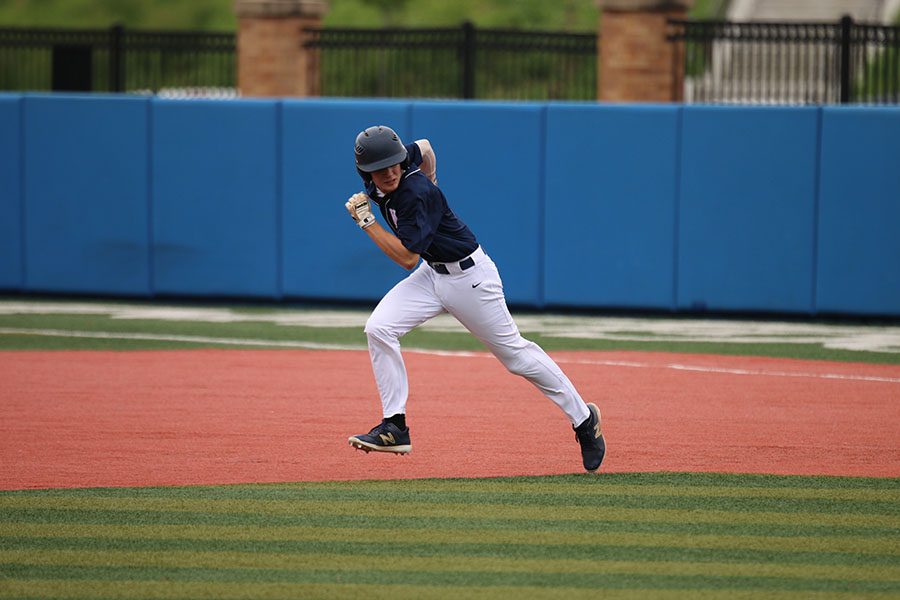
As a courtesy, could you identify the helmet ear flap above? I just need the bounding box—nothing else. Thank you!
[357,167,372,183]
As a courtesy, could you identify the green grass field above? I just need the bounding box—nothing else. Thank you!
[2,298,899,598]
[1,298,898,363]
[2,473,899,599]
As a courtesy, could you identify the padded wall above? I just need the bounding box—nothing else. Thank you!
[816,107,900,315]
[8,94,900,316]
[281,99,412,300]
[152,99,279,298]
[411,102,545,306]
[0,95,22,290]
[23,94,151,295]
[544,104,680,309]
[678,107,820,313]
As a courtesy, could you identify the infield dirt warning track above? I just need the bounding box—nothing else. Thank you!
[1,349,899,490]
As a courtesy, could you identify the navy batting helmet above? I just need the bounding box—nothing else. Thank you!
[354,125,408,181]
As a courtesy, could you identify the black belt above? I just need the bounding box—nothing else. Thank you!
[430,256,475,275]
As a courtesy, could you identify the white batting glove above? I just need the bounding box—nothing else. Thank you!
[345,192,376,229]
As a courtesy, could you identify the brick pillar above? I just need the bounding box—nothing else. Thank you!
[234,0,328,97]
[596,0,693,102]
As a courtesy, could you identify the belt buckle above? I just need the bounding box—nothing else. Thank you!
[431,255,474,275]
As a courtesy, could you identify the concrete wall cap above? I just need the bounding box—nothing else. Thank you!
[596,0,693,11]
[235,0,328,18]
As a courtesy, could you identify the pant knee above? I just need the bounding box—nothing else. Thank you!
[495,340,547,379]
[498,352,533,378]
[364,318,397,345]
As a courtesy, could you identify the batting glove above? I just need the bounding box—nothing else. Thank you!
[345,192,376,229]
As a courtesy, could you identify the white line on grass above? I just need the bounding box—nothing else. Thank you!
[2,300,899,353]
[0,328,362,351]
[2,327,898,384]
[560,357,900,384]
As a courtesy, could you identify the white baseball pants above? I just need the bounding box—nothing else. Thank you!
[364,246,592,426]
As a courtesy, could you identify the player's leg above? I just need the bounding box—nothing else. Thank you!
[441,257,589,424]
[439,254,605,471]
[350,264,444,454]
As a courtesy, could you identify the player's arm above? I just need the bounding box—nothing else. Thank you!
[362,222,420,270]
[414,139,437,185]
[345,192,420,270]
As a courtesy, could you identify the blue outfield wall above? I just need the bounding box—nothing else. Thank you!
[281,99,412,301]
[2,93,898,316]
[152,99,280,298]
[544,104,680,310]
[816,107,900,315]
[0,95,22,290]
[23,94,151,296]
[677,106,820,313]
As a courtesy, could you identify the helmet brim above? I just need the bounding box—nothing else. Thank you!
[357,148,408,173]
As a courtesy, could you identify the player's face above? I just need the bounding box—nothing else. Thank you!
[371,163,402,193]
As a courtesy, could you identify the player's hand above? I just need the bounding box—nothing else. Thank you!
[345,192,376,229]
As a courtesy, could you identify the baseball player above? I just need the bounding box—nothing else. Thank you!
[344,125,605,472]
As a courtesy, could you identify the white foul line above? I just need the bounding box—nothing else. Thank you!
[1,327,899,384]
[0,328,362,351]
[558,357,900,384]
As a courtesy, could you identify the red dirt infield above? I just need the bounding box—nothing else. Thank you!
[1,349,899,490]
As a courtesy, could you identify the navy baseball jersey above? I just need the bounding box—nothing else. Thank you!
[366,143,477,264]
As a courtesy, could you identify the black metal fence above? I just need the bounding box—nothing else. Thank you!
[4,18,897,105]
[669,16,900,105]
[0,25,235,96]
[305,22,597,100]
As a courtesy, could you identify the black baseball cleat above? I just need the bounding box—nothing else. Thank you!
[348,420,411,455]
[574,403,605,472]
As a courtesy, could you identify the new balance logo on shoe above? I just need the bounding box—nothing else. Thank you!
[348,419,411,455]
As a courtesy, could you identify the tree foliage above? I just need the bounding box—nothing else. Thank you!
[0,0,236,30]
[0,0,604,31]
[0,0,725,31]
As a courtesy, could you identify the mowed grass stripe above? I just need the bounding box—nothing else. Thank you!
[5,581,899,600]
[5,549,900,582]
[19,471,893,492]
[265,481,900,503]
[1,496,895,529]
[4,523,896,555]
[5,536,897,567]
[12,486,894,517]
[3,563,898,594]
[13,481,899,503]
[2,475,897,597]
[5,507,894,539]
